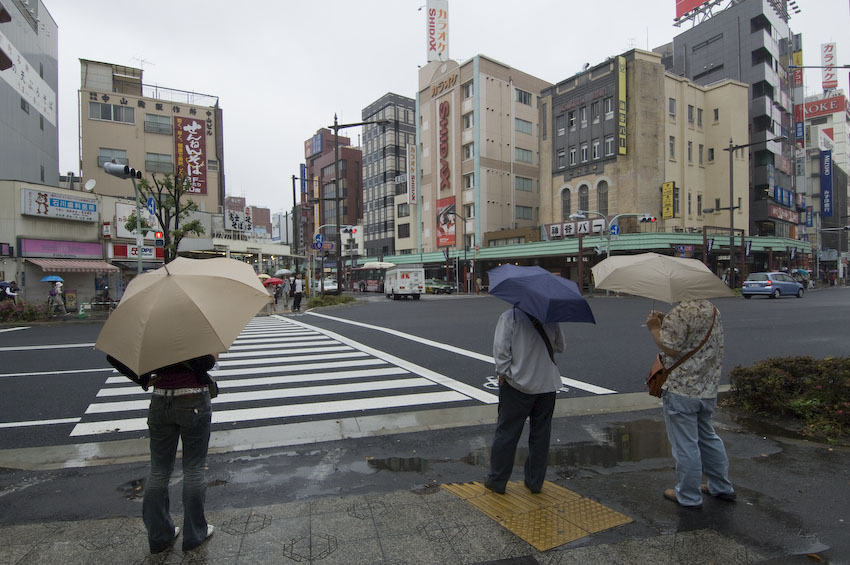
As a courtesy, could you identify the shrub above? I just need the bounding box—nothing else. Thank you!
[729,356,850,441]
[0,300,47,322]
[307,294,356,309]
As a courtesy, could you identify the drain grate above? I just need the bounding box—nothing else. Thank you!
[442,481,631,551]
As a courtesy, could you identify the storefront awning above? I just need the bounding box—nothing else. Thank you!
[27,259,120,273]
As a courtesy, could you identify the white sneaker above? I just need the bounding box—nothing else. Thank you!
[205,524,214,540]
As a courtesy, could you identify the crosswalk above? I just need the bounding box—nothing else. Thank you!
[70,316,498,438]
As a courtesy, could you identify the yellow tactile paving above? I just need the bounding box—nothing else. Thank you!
[442,480,632,552]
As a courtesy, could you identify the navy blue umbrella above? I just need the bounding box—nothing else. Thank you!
[488,265,595,324]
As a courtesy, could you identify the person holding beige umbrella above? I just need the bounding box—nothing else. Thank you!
[96,257,269,553]
[592,253,736,509]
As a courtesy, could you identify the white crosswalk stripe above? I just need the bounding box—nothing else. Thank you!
[70,316,496,437]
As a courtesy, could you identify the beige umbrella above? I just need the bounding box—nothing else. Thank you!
[257,273,271,279]
[591,252,735,303]
[95,257,271,375]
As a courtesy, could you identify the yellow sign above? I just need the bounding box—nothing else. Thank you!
[617,56,627,155]
[662,182,674,219]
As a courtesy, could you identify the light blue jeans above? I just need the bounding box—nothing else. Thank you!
[662,390,734,506]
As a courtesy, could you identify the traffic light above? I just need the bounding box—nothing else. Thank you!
[154,231,164,247]
[341,226,357,235]
[103,161,142,179]
[639,215,657,223]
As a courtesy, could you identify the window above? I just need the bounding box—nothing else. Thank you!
[557,149,565,168]
[20,97,30,114]
[561,189,572,219]
[145,152,173,173]
[592,139,600,160]
[515,118,532,135]
[98,147,128,167]
[604,97,614,118]
[669,98,676,117]
[715,198,721,209]
[580,143,588,162]
[604,136,614,156]
[569,146,576,165]
[397,203,410,217]
[515,205,533,220]
[463,203,475,219]
[713,108,719,122]
[144,113,172,134]
[579,185,589,211]
[669,136,675,159]
[556,115,566,136]
[462,81,473,98]
[39,115,43,130]
[597,181,609,216]
[463,143,474,160]
[591,101,600,123]
[90,101,134,124]
[688,104,694,124]
[708,147,715,161]
[516,89,532,105]
[208,159,219,171]
[579,106,587,126]
[568,110,576,129]
[463,112,474,129]
[515,148,532,163]
[515,176,533,192]
[687,141,693,163]
[697,194,703,216]
[697,108,703,127]
[398,223,410,238]
[541,103,547,139]
[688,192,692,215]
[463,172,475,189]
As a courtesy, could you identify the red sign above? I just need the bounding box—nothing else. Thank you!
[675,0,705,19]
[804,96,846,119]
[437,196,456,247]
[174,117,207,194]
[768,204,798,223]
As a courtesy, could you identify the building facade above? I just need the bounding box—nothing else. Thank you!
[0,0,59,187]
[664,0,796,239]
[361,93,416,258]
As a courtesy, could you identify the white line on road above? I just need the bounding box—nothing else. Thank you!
[0,342,96,352]
[219,345,352,359]
[0,367,114,379]
[216,350,368,367]
[0,417,80,429]
[0,327,30,333]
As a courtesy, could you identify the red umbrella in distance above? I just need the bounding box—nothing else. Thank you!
[262,277,284,286]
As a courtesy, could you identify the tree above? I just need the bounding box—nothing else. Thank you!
[124,172,205,263]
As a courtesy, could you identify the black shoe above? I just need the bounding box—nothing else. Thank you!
[151,526,180,554]
[524,480,541,494]
[484,479,505,494]
[701,483,737,501]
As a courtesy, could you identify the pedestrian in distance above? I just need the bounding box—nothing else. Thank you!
[292,273,304,312]
[107,353,218,553]
[49,281,67,315]
[281,277,291,310]
[485,307,565,495]
[646,299,736,509]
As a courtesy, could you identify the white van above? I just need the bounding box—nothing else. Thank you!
[384,266,424,300]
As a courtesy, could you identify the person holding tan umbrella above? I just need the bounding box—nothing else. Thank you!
[96,257,269,553]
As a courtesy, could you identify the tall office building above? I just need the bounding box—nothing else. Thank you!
[0,0,58,186]
[361,93,416,258]
[662,0,796,239]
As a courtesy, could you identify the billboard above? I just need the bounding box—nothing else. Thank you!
[617,56,627,155]
[21,188,98,223]
[407,144,418,204]
[174,116,207,194]
[804,96,846,119]
[820,150,833,217]
[675,0,705,19]
[821,43,838,90]
[437,196,456,247]
[426,0,449,62]
[662,182,675,219]
[0,30,57,125]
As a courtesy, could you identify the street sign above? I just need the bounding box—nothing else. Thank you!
[146,197,156,216]
[610,224,620,236]
[322,242,334,250]
[315,234,324,245]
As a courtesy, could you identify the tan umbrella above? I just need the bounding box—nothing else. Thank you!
[257,273,271,279]
[95,257,271,375]
[591,252,735,303]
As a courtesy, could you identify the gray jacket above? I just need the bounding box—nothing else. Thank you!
[493,308,565,394]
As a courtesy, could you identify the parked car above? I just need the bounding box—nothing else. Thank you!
[424,278,454,294]
[742,272,804,299]
[313,278,339,295]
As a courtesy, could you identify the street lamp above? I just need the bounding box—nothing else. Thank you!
[329,115,391,293]
[104,160,144,275]
[720,135,787,288]
[443,210,469,292]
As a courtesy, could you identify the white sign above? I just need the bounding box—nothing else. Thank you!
[821,42,838,90]
[0,30,57,125]
[21,188,98,222]
[115,202,160,240]
[407,144,418,204]
[129,245,157,259]
[426,0,449,62]
[818,128,835,151]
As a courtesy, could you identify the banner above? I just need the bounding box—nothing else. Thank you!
[820,150,833,217]
[662,182,674,219]
[407,144,418,204]
[21,188,98,223]
[0,30,57,125]
[821,43,838,90]
[426,0,449,62]
[617,56,627,155]
[437,196,456,247]
[174,116,207,194]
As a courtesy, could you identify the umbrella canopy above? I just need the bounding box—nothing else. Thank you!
[262,277,285,286]
[40,275,64,282]
[591,252,735,303]
[257,273,271,279]
[95,257,270,375]
[0,282,8,288]
[487,264,595,324]
[273,268,292,277]
[362,261,395,269]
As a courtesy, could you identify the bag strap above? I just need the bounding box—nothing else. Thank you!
[666,308,716,373]
[530,315,556,364]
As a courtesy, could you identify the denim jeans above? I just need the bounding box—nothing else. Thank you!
[143,392,211,552]
[662,390,734,506]
[487,383,556,493]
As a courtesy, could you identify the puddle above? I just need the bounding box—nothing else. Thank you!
[117,478,145,500]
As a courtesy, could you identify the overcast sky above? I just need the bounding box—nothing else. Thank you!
[46,0,848,214]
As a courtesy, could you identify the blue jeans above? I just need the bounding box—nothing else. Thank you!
[487,383,556,493]
[143,392,211,552]
[662,390,734,506]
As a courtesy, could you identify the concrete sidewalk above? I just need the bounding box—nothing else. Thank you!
[1,401,847,564]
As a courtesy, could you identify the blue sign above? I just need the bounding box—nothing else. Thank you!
[315,233,324,245]
[610,224,620,236]
[821,150,833,217]
[146,197,156,216]
[795,121,804,139]
[806,206,813,227]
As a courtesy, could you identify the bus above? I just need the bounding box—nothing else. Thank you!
[350,262,395,293]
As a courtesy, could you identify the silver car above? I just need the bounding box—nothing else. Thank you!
[742,272,804,299]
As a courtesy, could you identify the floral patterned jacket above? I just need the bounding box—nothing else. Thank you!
[659,299,724,398]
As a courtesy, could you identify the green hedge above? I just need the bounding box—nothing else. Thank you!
[0,300,47,322]
[306,294,356,309]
